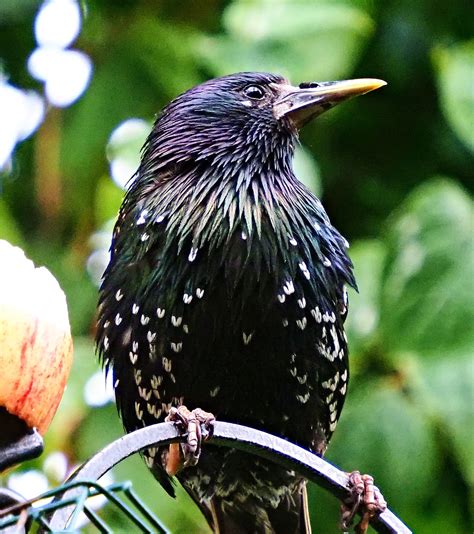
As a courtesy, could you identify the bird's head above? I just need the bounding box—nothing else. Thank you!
[142,71,385,175]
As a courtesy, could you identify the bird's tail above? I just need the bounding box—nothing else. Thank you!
[192,480,312,534]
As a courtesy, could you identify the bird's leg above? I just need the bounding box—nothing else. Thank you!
[340,471,387,534]
[165,406,215,475]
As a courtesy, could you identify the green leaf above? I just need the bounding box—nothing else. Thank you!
[0,198,23,246]
[380,178,474,356]
[61,50,160,222]
[199,1,374,81]
[223,1,373,42]
[328,380,440,514]
[433,40,474,153]
[57,257,98,336]
[45,337,100,452]
[95,176,124,225]
[407,462,470,534]
[0,0,37,21]
[414,353,474,486]
[293,145,322,196]
[128,17,203,98]
[74,402,123,461]
[344,239,386,357]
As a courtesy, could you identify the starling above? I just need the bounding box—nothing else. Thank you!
[96,72,386,533]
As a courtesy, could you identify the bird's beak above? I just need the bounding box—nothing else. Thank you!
[273,78,387,127]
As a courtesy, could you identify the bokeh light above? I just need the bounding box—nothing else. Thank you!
[0,0,92,170]
[0,80,44,169]
[86,220,115,286]
[28,0,92,108]
[8,470,49,500]
[84,369,115,407]
[106,119,151,189]
[43,451,69,483]
[29,48,92,107]
[34,0,81,48]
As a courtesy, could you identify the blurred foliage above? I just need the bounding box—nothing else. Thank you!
[433,40,474,153]
[0,0,473,533]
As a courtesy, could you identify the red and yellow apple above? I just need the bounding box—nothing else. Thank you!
[0,240,73,435]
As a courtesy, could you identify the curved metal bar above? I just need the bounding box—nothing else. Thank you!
[48,422,411,534]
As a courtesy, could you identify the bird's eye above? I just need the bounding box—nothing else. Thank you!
[243,85,265,100]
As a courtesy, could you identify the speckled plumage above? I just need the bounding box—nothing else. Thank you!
[97,72,356,533]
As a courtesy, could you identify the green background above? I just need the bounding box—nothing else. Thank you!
[1,0,472,532]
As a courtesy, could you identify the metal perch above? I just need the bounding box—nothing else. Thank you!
[45,421,411,533]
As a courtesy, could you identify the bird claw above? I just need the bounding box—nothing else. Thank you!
[165,406,215,474]
[340,471,387,534]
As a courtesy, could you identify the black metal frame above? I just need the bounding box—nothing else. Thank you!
[37,421,411,534]
[0,428,43,473]
[0,480,168,533]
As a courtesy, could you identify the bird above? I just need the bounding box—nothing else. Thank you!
[96,72,386,533]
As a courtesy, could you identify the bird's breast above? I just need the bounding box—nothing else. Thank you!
[98,191,351,453]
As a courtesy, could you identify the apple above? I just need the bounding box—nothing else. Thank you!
[0,240,73,435]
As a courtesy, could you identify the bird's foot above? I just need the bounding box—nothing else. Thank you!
[340,471,387,534]
[164,406,215,475]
